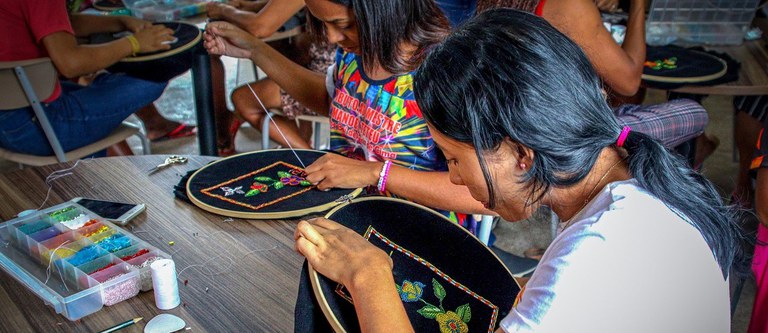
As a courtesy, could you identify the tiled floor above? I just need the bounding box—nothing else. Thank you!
[0,58,756,332]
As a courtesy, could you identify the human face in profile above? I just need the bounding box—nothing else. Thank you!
[305,0,361,54]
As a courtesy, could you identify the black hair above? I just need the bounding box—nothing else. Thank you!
[414,8,747,278]
[306,0,450,74]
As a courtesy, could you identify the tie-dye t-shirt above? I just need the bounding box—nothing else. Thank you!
[327,50,471,228]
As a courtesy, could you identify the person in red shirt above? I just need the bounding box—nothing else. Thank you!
[0,0,177,156]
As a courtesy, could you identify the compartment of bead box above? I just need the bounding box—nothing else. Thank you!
[0,202,170,320]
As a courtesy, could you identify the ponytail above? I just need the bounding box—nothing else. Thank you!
[622,130,749,278]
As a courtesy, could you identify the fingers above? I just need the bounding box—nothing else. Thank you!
[296,220,326,248]
[306,217,343,231]
[295,235,318,259]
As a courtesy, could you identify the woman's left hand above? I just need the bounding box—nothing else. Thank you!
[304,154,381,190]
[120,16,152,33]
[294,218,393,287]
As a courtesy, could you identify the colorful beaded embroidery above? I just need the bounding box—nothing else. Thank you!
[201,161,316,211]
[334,226,499,333]
[644,57,678,70]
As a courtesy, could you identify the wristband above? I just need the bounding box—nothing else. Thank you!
[377,160,392,193]
[126,35,140,56]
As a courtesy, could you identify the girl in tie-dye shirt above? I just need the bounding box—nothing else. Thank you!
[204,0,490,225]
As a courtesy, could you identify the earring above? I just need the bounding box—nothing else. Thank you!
[519,163,527,170]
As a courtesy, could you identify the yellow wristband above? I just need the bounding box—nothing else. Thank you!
[126,35,140,56]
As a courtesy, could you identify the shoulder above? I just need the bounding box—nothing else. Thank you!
[539,0,603,35]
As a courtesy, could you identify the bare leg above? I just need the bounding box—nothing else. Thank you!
[210,55,237,154]
[106,140,134,156]
[734,110,763,207]
[694,132,720,168]
[297,120,314,146]
[232,79,312,149]
[135,104,185,141]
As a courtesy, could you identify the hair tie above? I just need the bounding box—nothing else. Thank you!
[616,126,631,147]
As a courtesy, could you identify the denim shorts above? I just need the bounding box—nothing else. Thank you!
[0,73,166,156]
[435,0,477,27]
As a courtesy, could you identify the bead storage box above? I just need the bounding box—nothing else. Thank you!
[0,202,171,320]
[646,0,762,46]
[122,0,209,22]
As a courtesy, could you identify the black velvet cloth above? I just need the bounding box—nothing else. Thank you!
[90,22,200,82]
[642,45,740,90]
[183,150,358,216]
[297,198,519,332]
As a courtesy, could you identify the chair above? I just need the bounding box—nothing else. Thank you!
[0,58,148,166]
[261,109,330,150]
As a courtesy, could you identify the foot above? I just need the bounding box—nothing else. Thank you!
[150,123,197,142]
[694,133,720,169]
[217,117,243,157]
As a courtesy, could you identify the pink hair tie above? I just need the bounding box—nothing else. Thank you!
[616,126,631,147]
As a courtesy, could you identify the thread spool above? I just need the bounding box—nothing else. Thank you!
[150,259,180,310]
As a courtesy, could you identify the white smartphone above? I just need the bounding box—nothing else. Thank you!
[71,197,146,226]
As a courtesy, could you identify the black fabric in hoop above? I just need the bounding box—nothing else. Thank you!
[305,197,519,333]
[186,149,362,219]
[642,45,740,90]
[89,22,201,82]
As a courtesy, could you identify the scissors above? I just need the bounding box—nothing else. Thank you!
[149,155,188,174]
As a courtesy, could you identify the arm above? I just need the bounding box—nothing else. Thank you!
[757,168,768,227]
[295,218,414,333]
[303,154,493,214]
[69,14,150,37]
[204,21,330,114]
[42,21,174,78]
[543,0,646,96]
[208,0,305,38]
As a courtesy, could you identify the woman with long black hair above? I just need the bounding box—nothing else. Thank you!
[204,0,490,226]
[294,9,746,332]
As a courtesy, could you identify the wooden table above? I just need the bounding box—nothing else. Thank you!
[670,18,768,96]
[0,156,305,332]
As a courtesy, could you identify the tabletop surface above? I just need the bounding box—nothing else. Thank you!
[671,17,768,96]
[0,156,305,332]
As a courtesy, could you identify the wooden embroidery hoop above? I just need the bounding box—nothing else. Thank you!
[186,149,363,219]
[308,197,520,332]
[641,48,728,84]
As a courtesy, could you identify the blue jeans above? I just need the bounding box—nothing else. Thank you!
[436,0,477,27]
[0,73,166,156]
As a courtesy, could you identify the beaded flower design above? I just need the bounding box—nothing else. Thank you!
[397,278,471,333]
[644,57,678,70]
[245,170,312,197]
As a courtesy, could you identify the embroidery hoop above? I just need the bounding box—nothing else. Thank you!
[641,47,727,84]
[186,149,363,219]
[88,22,202,82]
[308,197,520,332]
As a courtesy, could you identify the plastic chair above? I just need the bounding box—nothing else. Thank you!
[261,109,329,150]
[0,58,147,166]
[474,214,539,278]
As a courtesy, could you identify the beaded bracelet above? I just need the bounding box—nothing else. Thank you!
[377,160,392,193]
[126,35,140,56]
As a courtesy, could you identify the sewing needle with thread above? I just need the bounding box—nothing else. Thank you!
[211,31,307,168]
[245,75,307,169]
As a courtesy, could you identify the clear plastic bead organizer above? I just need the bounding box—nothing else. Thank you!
[0,201,170,320]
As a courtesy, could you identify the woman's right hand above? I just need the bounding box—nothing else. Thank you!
[203,21,261,59]
[295,218,393,287]
[132,24,175,54]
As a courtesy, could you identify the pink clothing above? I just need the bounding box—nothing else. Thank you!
[0,0,73,102]
[749,224,768,333]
